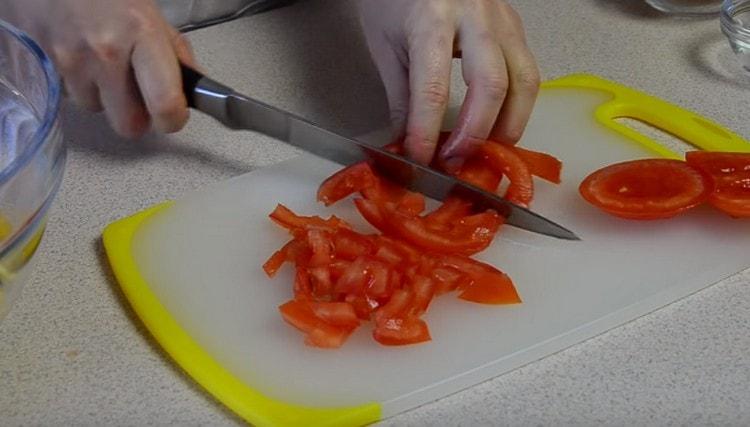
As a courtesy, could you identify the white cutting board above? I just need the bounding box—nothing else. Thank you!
[106,75,750,426]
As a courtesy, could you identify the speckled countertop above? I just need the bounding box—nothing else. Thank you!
[2,1,750,425]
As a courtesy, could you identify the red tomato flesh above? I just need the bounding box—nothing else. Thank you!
[579,159,712,220]
[685,151,750,218]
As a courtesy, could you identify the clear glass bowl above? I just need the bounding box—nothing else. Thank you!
[646,0,723,15]
[721,0,750,71]
[0,20,65,322]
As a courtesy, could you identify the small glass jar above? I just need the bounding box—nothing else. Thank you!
[721,0,750,71]
[645,0,723,15]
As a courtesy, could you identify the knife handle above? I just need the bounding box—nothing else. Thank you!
[180,63,236,127]
[180,64,204,109]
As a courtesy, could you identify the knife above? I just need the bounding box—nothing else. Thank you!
[180,65,580,241]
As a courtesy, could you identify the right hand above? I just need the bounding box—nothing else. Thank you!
[2,0,197,138]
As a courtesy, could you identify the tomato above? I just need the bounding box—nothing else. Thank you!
[510,145,563,184]
[270,204,349,231]
[373,317,431,346]
[279,300,355,348]
[424,197,472,227]
[388,210,502,256]
[262,248,286,277]
[478,143,534,207]
[685,151,750,218]
[458,271,520,305]
[317,162,378,206]
[310,302,360,327]
[332,228,375,260]
[579,159,712,220]
[457,155,504,191]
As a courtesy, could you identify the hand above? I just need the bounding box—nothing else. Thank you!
[2,0,197,138]
[358,0,540,170]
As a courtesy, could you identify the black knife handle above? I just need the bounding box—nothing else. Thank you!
[180,64,205,108]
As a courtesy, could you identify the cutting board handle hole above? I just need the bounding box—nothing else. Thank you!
[613,117,697,155]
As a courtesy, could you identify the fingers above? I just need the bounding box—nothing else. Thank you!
[55,47,103,112]
[367,39,410,140]
[403,10,455,165]
[132,26,190,134]
[488,7,540,145]
[93,39,150,138]
[439,7,508,172]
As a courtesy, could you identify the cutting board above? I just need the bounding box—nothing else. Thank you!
[103,75,750,427]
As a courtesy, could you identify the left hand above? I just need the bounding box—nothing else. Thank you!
[358,0,540,171]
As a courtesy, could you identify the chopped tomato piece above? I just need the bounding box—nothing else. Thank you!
[334,257,368,295]
[424,197,472,227]
[579,159,712,220]
[305,325,354,348]
[306,229,332,267]
[685,151,750,218]
[373,289,413,326]
[373,317,431,346]
[409,275,436,316]
[510,145,563,184]
[310,302,360,327]
[280,300,354,348]
[317,162,378,206]
[279,300,320,333]
[458,271,520,305]
[332,229,375,260]
[354,198,391,234]
[478,143,534,207]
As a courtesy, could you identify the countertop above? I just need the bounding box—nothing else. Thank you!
[2,0,750,425]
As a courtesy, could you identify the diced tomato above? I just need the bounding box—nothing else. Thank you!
[334,256,368,295]
[409,275,436,316]
[309,266,332,298]
[317,162,378,206]
[458,271,520,305]
[332,229,375,260]
[310,302,360,327]
[579,159,712,220]
[365,259,392,300]
[279,300,320,333]
[478,143,534,207]
[373,289,414,326]
[685,151,750,218]
[293,266,313,300]
[306,229,332,267]
[373,317,431,346]
[305,325,354,348]
[345,294,378,320]
[509,145,563,184]
[431,267,464,295]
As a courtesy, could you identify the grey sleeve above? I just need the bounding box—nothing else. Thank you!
[156,0,296,31]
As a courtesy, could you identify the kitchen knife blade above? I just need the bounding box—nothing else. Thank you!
[180,65,579,240]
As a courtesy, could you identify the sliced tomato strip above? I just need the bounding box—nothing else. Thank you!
[270,204,349,231]
[579,159,712,220]
[685,151,750,218]
[317,162,378,206]
[510,145,563,184]
[478,143,534,207]
[310,302,360,327]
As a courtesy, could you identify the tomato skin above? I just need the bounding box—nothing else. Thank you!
[685,151,750,218]
[310,302,360,327]
[579,159,712,220]
[388,211,502,256]
[270,204,349,231]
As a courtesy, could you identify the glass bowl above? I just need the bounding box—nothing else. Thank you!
[0,20,65,322]
[646,0,723,15]
[721,0,750,71]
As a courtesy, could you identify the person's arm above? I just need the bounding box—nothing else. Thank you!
[1,0,198,138]
[359,0,540,169]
